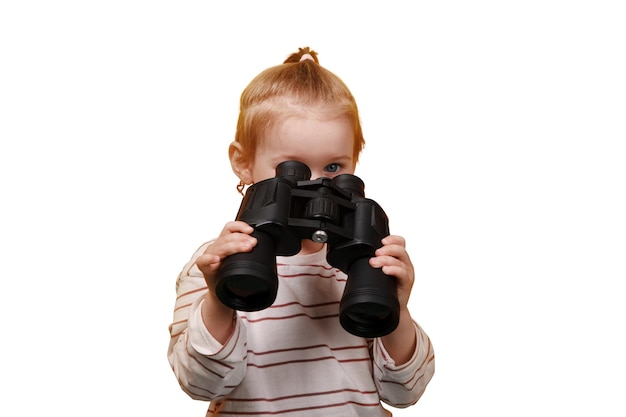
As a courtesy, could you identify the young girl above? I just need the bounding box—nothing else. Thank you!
[168,47,435,416]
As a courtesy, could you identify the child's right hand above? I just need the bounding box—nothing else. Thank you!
[196,221,257,288]
[196,221,257,343]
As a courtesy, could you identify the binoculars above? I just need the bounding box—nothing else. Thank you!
[214,160,399,338]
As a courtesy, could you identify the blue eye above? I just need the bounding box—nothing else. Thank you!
[325,163,340,173]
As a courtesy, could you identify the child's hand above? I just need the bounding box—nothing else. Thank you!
[369,235,415,309]
[195,221,257,342]
[196,221,257,287]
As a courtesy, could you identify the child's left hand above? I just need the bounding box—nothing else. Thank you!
[369,235,415,309]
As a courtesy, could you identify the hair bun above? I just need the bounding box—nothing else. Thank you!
[283,47,319,64]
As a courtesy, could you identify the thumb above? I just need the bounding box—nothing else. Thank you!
[196,254,221,274]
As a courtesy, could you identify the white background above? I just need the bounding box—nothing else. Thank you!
[1,1,624,416]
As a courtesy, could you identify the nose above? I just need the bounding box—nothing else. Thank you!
[310,172,331,181]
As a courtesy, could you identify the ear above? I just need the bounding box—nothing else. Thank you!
[228,141,253,184]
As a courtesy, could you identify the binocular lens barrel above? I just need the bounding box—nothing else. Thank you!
[339,258,400,338]
[214,231,279,311]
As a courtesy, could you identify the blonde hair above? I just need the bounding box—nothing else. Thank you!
[234,47,365,163]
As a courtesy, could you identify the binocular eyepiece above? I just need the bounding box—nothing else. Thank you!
[214,160,400,338]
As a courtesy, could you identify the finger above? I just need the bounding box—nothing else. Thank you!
[220,220,254,237]
[381,235,406,247]
[369,253,403,269]
[375,244,412,265]
[370,253,414,278]
[209,233,257,259]
[381,264,408,281]
[196,253,221,270]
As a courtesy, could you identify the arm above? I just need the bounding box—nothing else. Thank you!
[368,235,435,406]
[167,242,247,400]
[167,223,257,400]
[373,321,435,407]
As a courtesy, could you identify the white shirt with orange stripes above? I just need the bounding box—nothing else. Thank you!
[168,242,434,416]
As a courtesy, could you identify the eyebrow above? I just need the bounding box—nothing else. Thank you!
[332,155,354,165]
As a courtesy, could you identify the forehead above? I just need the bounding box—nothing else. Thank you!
[261,98,353,139]
[277,112,352,135]
[268,113,352,146]
[254,111,354,167]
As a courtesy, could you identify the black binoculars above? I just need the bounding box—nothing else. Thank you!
[214,160,399,338]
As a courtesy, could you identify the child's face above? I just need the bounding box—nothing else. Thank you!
[249,114,356,183]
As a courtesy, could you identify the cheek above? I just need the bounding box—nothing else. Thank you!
[251,165,278,183]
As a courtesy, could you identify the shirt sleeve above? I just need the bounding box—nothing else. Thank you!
[372,321,435,408]
[167,242,248,401]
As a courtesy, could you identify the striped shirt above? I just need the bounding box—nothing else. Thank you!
[168,242,435,416]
